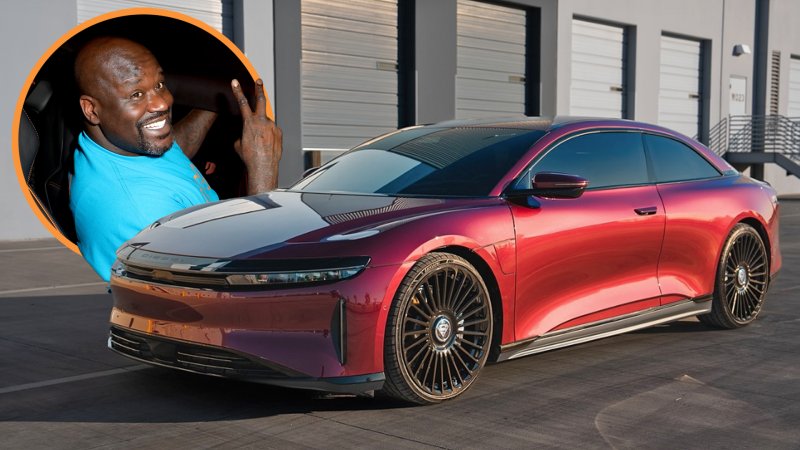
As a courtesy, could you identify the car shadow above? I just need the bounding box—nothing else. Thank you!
[0,292,418,424]
[1,365,418,425]
[0,295,747,425]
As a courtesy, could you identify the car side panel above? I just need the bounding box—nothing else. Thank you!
[656,175,779,302]
[511,185,665,340]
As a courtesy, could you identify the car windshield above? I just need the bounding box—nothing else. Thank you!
[290,127,545,197]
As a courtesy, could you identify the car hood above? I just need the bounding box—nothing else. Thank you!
[124,191,486,259]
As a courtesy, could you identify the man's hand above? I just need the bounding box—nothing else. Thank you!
[231,78,282,195]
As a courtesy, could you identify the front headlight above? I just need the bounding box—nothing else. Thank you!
[225,266,365,286]
[114,249,370,290]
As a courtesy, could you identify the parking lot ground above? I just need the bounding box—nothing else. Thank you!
[1,201,799,449]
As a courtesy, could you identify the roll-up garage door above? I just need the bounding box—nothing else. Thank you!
[789,57,800,117]
[570,19,626,118]
[301,0,398,160]
[659,35,703,138]
[455,0,526,119]
[78,0,233,36]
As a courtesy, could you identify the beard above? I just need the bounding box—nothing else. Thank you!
[133,111,173,156]
[134,128,172,156]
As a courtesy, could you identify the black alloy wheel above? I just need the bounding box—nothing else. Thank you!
[699,223,769,328]
[383,253,493,404]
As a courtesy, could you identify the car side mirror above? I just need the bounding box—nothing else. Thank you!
[532,172,589,198]
[507,172,589,202]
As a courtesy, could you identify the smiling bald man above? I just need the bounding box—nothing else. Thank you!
[70,36,282,281]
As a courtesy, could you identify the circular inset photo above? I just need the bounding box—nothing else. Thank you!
[14,8,270,257]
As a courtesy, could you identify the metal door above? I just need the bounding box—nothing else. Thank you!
[659,35,703,137]
[301,0,398,162]
[455,0,526,119]
[570,19,626,118]
[78,0,233,35]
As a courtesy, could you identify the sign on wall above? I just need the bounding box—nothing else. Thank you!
[729,76,747,116]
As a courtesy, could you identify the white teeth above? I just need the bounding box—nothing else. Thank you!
[144,119,167,130]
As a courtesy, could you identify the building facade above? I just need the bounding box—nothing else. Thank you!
[2,0,799,241]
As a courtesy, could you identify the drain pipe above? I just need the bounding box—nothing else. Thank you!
[751,0,770,180]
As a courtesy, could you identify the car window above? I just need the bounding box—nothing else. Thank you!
[529,131,648,189]
[291,128,545,197]
[644,134,721,183]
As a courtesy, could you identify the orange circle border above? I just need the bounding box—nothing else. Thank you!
[11,7,273,255]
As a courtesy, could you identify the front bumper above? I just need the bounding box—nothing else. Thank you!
[109,262,407,392]
[109,326,385,393]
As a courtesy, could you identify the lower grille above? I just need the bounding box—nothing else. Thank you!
[109,327,291,378]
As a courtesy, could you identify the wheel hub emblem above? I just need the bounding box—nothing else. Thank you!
[736,267,748,286]
[434,317,452,342]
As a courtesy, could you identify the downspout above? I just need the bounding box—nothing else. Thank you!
[751,0,770,180]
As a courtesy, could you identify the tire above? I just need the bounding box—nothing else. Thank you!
[382,252,493,404]
[698,223,769,329]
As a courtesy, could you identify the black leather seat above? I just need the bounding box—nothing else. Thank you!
[18,80,78,243]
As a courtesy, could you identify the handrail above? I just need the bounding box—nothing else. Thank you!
[705,115,800,161]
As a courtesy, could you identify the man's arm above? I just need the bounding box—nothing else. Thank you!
[173,109,218,159]
[231,78,283,194]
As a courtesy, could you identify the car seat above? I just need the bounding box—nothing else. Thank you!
[19,80,78,243]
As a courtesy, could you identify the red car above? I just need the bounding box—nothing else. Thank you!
[108,117,781,404]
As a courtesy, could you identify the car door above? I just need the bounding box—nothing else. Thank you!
[643,133,728,304]
[509,131,665,341]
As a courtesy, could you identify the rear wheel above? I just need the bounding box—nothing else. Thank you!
[699,223,769,328]
[383,253,493,404]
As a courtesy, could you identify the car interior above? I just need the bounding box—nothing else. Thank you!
[18,14,259,245]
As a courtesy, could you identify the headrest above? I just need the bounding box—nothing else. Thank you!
[24,80,54,114]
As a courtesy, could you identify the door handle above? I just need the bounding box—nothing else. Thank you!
[634,206,658,216]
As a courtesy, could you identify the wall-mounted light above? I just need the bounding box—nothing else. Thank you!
[733,44,752,56]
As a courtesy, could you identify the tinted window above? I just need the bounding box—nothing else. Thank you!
[644,134,721,182]
[531,132,648,189]
[291,128,545,197]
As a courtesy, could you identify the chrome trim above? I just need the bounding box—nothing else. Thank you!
[497,298,713,362]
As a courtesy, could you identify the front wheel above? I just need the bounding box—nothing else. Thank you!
[699,223,769,328]
[383,253,493,404]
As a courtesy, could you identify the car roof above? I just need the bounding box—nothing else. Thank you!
[429,116,662,133]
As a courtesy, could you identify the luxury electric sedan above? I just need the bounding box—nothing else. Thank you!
[108,116,781,404]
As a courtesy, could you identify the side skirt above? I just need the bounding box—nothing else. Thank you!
[497,297,712,362]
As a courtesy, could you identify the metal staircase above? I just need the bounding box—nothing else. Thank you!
[705,115,800,178]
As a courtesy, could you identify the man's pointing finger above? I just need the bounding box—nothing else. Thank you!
[231,79,252,115]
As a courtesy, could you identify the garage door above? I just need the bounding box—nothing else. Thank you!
[455,0,526,120]
[789,57,800,117]
[570,19,626,118]
[659,35,703,138]
[301,0,398,160]
[78,0,233,36]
